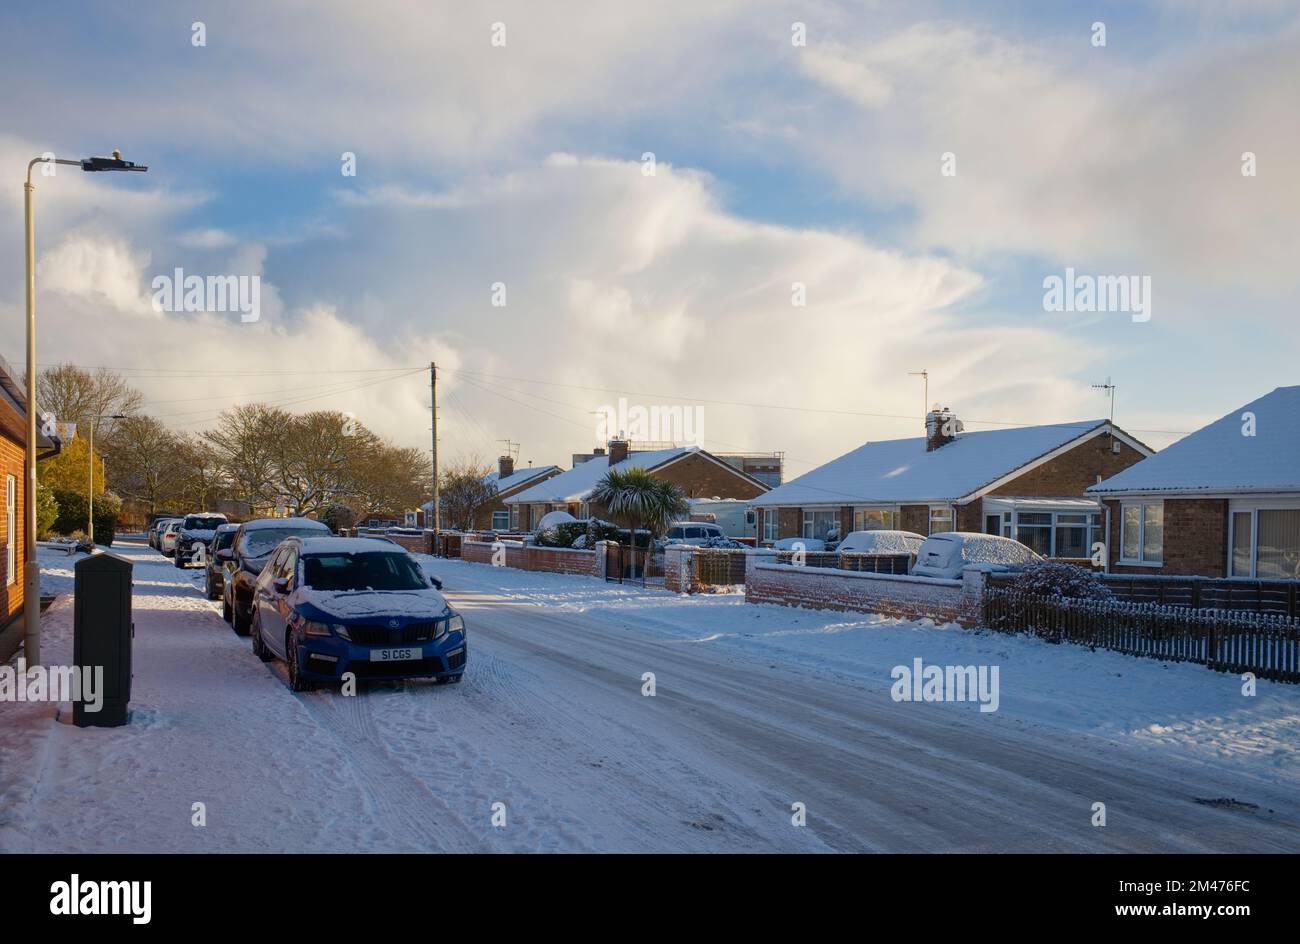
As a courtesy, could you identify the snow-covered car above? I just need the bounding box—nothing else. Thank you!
[204,523,240,600]
[158,518,185,557]
[769,536,826,552]
[221,516,332,635]
[173,512,229,568]
[661,521,727,546]
[249,536,466,691]
[836,530,926,557]
[910,532,1041,580]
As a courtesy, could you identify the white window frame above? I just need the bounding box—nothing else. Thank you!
[927,505,954,535]
[801,509,838,541]
[491,510,510,531]
[762,509,778,541]
[1227,497,1300,580]
[6,475,14,586]
[510,504,520,530]
[1119,501,1164,565]
[852,506,899,532]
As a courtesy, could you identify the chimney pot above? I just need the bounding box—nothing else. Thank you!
[498,455,515,479]
[925,407,962,451]
[607,438,630,465]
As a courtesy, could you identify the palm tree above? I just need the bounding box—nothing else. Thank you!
[589,467,688,573]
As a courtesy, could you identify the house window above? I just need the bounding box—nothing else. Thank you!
[1232,507,1300,580]
[510,504,520,530]
[853,507,898,532]
[1015,513,1053,557]
[491,510,510,531]
[928,507,953,535]
[802,510,838,541]
[1120,502,1163,564]
[5,475,14,586]
[763,509,778,541]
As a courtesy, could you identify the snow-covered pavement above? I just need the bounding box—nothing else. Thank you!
[2,544,1298,852]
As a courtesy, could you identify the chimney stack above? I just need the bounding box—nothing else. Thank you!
[498,455,515,479]
[607,438,630,465]
[925,406,962,452]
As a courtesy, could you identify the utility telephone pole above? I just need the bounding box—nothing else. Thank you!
[430,361,439,532]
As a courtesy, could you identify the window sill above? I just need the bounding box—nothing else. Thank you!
[1117,559,1163,567]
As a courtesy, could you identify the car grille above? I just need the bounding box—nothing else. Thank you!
[447,648,466,670]
[345,657,444,678]
[345,622,440,645]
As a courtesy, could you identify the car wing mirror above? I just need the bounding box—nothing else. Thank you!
[429,575,443,590]
[216,548,234,561]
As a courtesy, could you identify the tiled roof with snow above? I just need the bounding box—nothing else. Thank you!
[505,446,697,504]
[750,420,1111,507]
[487,465,561,494]
[1089,385,1300,495]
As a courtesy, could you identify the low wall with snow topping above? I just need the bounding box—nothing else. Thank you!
[744,556,985,626]
[461,540,597,577]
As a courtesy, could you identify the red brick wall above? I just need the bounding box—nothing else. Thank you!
[900,504,930,535]
[1102,498,1228,577]
[461,540,596,576]
[471,468,563,530]
[777,507,801,539]
[0,433,23,626]
[653,452,767,501]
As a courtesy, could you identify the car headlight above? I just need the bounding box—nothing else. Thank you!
[301,620,335,637]
[446,613,465,636]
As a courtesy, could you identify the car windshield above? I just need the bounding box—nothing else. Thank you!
[184,516,225,530]
[302,552,428,592]
[241,527,326,556]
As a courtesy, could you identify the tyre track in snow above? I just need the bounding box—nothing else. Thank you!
[447,586,1300,852]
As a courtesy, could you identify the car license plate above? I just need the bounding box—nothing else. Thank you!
[370,647,421,662]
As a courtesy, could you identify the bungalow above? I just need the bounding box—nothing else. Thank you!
[1088,385,1300,579]
[421,455,562,531]
[0,357,63,662]
[505,438,769,530]
[750,408,1151,559]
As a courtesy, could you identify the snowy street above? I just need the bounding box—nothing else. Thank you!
[2,542,1298,853]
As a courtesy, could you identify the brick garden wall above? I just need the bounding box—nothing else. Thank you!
[744,555,985,625]
[461,539,597,576]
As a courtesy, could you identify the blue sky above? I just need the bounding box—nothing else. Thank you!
[1,1,1297,473]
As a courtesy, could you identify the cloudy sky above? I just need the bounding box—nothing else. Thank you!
[1,1,1296,477]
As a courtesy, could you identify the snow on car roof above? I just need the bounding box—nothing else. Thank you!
[751,421,1119,507]
[215,522,240,532]
[1089,385,1300,495]
[239,516,330,531]
[295,537,410,555]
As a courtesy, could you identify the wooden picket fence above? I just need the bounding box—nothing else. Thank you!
[982,588,1300,682]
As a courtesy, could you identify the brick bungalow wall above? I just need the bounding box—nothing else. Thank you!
[470,468,563,530]
[0,413,27,660]
[744,555,985,626]
[1102,498,1228,577]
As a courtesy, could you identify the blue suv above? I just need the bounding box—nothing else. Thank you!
[250,536,466,691]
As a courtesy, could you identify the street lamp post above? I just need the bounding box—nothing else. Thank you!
[23,151,147,666]
[87,413,127,546]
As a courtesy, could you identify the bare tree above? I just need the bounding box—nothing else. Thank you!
[101,415,183,515]
[37,363,142,437]
[202,404,290,509]
[437,456,497,530]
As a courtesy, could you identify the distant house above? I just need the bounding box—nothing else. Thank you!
[1089,385,1300,579]
[750,408,1151,558]
[0,358,63,661]
[421,456,562,531]
[505,439,769,531]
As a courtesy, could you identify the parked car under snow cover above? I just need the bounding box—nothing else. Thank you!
[769,536,826,552]
[910,532,1041,580]
[661,521,727,546]
[249,536,466,690]
[836,530,926,556]
[174,512,229,568]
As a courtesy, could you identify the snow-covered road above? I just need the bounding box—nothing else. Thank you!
[2,544,1297,852]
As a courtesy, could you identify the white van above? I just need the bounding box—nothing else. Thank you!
[662,522,727,546]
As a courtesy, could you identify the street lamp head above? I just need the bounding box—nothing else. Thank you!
[80,152,148,173]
